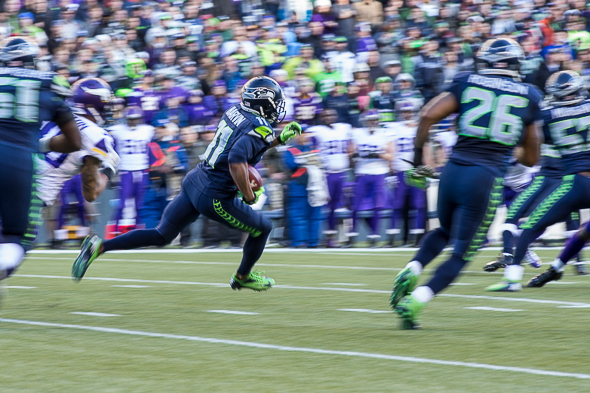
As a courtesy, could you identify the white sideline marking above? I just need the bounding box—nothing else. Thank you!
[111,285,150,288]
[26,247,570,254]
[14,274,590,308]
[71,312,121,317]
[449,283,474,286]
[0,318,589,380]
[6,286,36,289]
[324,283,367,286]
[465,307,523,312]
[339,308,390,314]
[24,257,533,276]
[207,310,259,315]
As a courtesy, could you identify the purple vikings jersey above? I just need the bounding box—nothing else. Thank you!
[293,93,322,127]
[447,72,543,176]
[185,102,215,126]
[127,89,161,124]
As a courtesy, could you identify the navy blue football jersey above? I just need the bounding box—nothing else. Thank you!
[537,143,563,178]
[447,72,543,176]
[541,99,590,175]
[0,68,72,152]
[187,103,274,198]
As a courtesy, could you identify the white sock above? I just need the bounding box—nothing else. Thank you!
[0,243,25,271]
[504,265,525,282]
[412,286,434,304]
[552,258,565,272]
[406,260,423,276]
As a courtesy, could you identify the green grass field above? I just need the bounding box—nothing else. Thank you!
[2,248,590,392]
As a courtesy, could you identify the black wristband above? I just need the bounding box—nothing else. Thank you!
[413,147,424,167]
[102,167,115,181]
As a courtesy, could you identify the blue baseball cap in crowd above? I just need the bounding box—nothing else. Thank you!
[18,12,34,20]
[155,119,170,127]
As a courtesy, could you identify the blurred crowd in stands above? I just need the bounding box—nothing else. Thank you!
[10,0,590,247]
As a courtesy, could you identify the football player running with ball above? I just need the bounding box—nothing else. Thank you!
[72,76,302,291]
[388,38,542,329]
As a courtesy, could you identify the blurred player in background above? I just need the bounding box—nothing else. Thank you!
[109,106,154,234]
[389,38,542,328]
[348,109,394,247]
[283,127,328,248]
[310,109,352,247]
[489,71,590,290]
[293,77,323,129]
[72,76,302,292]
[387,101,427,246]
[0,38,81,289]
[37,78,120,247]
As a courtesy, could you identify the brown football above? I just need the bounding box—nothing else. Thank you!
[248,165,263,191]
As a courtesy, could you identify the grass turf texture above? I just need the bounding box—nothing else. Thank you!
[2,249,590,392]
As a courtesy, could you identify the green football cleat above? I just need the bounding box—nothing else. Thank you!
[230,271,275,291]
[394,295,425,330]
[389,267,419,310]
[485,279,522,292]
[72,235,103,281]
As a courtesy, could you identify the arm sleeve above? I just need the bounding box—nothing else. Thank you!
[228,135,267,164]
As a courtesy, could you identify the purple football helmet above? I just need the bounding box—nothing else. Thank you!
[70,77,114,126]
[361,109,380,128]
[125,106,144,127]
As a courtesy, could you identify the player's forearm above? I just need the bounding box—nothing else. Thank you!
[49,119,81,153]
[229,162,255,202]
[81,157,108,202]
[270,138,282,149]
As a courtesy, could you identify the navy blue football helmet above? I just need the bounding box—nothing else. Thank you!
[241,76,286,123]
[70,77,114,126]
[546,70,585,106]
[476,38,524,79]
[0,38,39,68]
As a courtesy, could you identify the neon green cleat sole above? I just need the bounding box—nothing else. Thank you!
[230,271,275,292]
[485,280,522,292]
[389,267,418,310]
[72,235,103,282]
[394,295,425,330]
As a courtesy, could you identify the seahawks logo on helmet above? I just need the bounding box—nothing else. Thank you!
[251,88,276,100]
[476,38,524,79]
[241,76,286,123]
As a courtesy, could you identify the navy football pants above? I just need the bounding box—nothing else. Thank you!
[103,179,272,275]
[412,161,502,294]
[513,174,590,266]
[0,147,35,245]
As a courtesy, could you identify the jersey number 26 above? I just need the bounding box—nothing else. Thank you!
[459,87,529,146]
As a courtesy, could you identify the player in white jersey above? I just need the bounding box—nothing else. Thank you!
[348,110,394,245]
[308,109,352,246]
[31,78,119,249]
[386,102,428,245]
[108,106,154,234]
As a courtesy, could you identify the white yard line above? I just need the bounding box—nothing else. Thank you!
[23,256,538,276]
[71,312,121,317]
[339,308,390,314]
[111,285,150,288]
[0,317,588,380]
[207,310,259,315]
[465,307,523,312]
[26,247,571,254]
[13,274,590,308]
[6,286,36,289]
